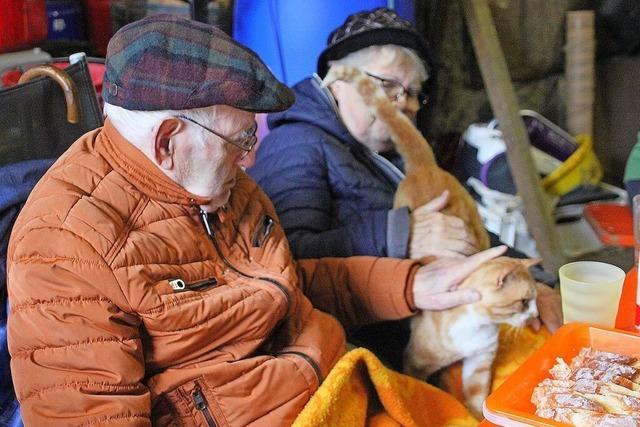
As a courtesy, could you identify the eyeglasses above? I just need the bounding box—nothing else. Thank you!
[175,115,258,157]
[364,72,428,107]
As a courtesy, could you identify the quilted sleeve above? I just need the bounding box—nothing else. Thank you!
[296,256,419,330]
[7,229,150,427]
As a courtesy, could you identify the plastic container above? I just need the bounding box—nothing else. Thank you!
[467,111,602,197]
[559,261,626,327]
[483,323,640,426]
[583,202,634,247]
[0,0,48,53]
[541,134,602,197]
[623,267,640,330]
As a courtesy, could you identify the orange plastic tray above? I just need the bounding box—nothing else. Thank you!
[483,324,640,426]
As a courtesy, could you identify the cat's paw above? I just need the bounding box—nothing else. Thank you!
[465,396,486,420]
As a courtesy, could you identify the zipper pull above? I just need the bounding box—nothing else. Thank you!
[169,279,186,291]
[252,215,275,247]
[198,208,214,237]
[192,386,217,427]
[169,278,218,293]
[192,388,208,411]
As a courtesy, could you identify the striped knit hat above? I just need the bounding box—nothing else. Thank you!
[103,14,294,112]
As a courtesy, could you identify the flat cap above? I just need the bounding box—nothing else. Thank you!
[103,14,294,112]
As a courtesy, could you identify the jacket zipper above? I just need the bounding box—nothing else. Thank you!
[278,351,322,384]
[198,208,291,311]
[251,215,275,247]
[169,278,218,292]
[192,386,217,427]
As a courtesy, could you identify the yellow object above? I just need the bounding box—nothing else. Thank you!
[439,325,551,401]
[292,348,477,427]
[540,134,602,196]
[559,261,625,327]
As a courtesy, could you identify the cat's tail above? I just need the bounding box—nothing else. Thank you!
[322,65,437,169]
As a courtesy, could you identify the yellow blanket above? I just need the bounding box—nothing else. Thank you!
[293,326,550,427]
[292,347,477,427]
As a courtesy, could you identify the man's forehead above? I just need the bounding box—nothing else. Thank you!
[213,105,256,134]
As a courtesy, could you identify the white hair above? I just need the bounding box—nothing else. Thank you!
[103,103,220,148]
[328,44,429,83]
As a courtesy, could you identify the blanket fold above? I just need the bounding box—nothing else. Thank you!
[293,347,477,427]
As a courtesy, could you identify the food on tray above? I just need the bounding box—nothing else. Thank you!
[531,347,640,426]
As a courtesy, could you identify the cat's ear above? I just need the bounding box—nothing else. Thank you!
[496,265,519,289]
[520,258,542,269]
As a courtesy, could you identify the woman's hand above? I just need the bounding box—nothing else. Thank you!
[409,191,479,259]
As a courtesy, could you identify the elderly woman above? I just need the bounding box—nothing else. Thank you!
[249,8,562,364]
[250,8,477,262]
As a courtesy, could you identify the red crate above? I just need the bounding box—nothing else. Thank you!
[83,0,112,56]
[584,202,635,247]
[0,0,48,53]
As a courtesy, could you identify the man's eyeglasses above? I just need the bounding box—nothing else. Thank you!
[175,115,258,157]
[364,72,428,107]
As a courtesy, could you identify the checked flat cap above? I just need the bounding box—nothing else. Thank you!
[103,14,294,112]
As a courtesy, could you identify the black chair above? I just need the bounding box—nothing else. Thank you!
[0,55,103,167]
[0,53,104,426]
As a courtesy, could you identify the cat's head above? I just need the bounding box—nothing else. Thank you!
[459,257,539,327]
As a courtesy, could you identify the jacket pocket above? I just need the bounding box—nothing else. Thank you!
[166,379,227,427]
[191,383,219,427]
[169,277,218,293]
[252,214,275,247]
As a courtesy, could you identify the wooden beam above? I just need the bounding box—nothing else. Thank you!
[461,0,566,276]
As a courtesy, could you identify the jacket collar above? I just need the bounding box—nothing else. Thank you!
[97,118,211,207]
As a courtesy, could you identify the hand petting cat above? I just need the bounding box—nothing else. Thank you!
[529,282,563,333]
[409,190,480,259]
[412,245,507,310]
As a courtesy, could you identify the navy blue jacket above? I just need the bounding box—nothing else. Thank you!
[249,77,411,259]
[0,159,53,427]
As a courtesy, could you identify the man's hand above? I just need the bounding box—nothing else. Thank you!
[530,282,563,333]
[409,191,479,259]
[413,245,507,310]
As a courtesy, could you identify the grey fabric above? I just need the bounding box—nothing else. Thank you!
[386,207,411,258]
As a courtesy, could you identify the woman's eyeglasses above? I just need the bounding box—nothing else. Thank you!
[364,72,428,107]
[175,115,258,157]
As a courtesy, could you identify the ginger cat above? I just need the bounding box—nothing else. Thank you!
[404,257,539,418]
[322,65,490,251]
[323,65,540,418]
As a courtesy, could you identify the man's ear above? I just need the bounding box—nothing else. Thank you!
[153,117,183,170]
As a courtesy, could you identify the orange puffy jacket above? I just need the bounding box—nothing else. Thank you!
[7,120,418,427]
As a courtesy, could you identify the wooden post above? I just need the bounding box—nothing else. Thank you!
[461,0,566,276]
[566,10,595,137]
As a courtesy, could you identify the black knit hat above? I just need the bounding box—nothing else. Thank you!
[317,8,434,78]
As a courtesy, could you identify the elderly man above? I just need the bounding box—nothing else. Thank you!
[7,15,504,426]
